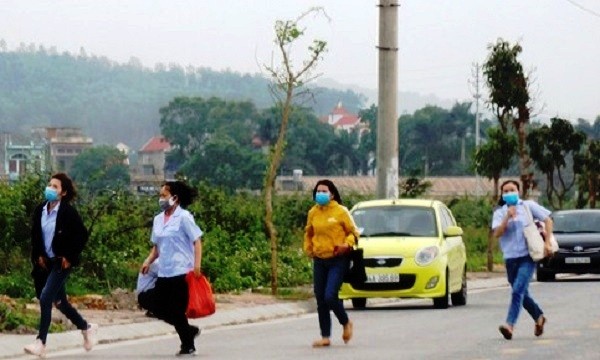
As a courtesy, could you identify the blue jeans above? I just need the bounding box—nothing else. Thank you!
[313,256,350,338]
[504,256,543,326]
[38,259,88,344]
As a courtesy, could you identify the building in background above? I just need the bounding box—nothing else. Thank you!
[1,131,48,181]
[321,102,366,134]
[1,127,93,181]
[130,136,172,194]
[32,127,93,173]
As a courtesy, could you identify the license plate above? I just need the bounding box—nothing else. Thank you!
[565,257,591,264]
[366,273,400,283]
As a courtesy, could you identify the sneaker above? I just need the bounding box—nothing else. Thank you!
[23,339,46,358]
[82,323,99,351]
[176,346,196,356]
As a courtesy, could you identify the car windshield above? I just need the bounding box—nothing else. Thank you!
[552,212,600,233]
[352,206,437,237]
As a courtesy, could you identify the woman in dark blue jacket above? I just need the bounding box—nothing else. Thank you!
[24,173,98,358]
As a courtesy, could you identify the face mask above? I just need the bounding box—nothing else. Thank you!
[44,187,59,202]
[502,192,519,206]
[315,192,331,206]
[158,198,170,211]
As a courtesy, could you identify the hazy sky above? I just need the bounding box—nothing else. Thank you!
[1,0,599,120]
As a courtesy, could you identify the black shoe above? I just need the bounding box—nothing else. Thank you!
[176,346,196,356]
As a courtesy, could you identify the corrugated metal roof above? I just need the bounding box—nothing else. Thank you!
[277,175,512,198]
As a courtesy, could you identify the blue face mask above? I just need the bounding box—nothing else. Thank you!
[502,192,519,206]
[315,192,331,206]
[44,187,59,202]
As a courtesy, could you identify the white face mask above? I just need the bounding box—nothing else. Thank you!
[158,196,176,211]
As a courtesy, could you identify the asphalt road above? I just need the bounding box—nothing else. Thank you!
[46,275,600,359]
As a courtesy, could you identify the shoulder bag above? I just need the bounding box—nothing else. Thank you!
[523,204,546,261]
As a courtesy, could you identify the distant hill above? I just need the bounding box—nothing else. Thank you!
[0,48,367,149]
[316,77,455,115]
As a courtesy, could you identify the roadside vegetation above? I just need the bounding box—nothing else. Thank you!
[0,175,500,297]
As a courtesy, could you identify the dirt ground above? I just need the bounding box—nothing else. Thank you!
[4,271,506,333]
[74,270,506,328]
[73,290,290,328]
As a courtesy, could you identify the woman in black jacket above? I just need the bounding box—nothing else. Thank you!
[24,173,98,358]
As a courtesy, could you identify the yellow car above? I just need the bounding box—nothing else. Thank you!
[339,199,467,309]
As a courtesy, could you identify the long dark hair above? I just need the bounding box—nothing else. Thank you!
[52,172,77,203]
[497,179,520,206]
[312,179,342,205]
[163,181,197,209]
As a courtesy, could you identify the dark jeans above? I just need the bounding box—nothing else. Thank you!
[153,275,196,348]
[505,256,543,326]
[313,256,350,338]
[37,259,88,344]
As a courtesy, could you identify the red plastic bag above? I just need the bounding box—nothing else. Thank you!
[185,271,216,318]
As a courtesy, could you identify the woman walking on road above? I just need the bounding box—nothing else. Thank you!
[25,173,98,358]
[141,181,203,356]
[303,179,360,347]
[492,179,553,340]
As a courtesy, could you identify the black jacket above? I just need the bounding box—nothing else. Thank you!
[30,201,89,267]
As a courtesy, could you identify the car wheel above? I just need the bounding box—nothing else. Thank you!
[451,267,467,306]
[433,270,449,309]
[536,267,555,282]
[351,298,367,309]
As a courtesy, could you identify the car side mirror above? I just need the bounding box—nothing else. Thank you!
[444,226,463,237]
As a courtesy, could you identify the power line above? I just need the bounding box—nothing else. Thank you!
[565,0,600,18]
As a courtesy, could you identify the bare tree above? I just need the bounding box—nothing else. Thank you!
[262,8,328,295]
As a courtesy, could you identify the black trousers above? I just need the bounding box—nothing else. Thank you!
[137,287,158,315]
[153,275,195,348]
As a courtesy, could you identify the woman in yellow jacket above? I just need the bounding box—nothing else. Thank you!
[304,179,360,347]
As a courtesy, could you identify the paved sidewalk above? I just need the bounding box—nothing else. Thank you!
[0,276,508,359]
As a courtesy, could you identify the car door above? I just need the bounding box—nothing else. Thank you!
[439,205,464,291]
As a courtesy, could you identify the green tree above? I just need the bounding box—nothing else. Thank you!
[473,127,517,200]
[159,96,265,190]
[575,116,600,140]
[70,146,130,192]
[483,39,534,196]
[357,104,377,174]
[258,105,336,176]
[527,117,586,209]
[326,130,361,175]
[399,103,475,176]
[179,134,266,191]
[577,139,600,208]
[262,8,328,294]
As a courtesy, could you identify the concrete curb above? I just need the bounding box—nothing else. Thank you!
[0,276,506,359]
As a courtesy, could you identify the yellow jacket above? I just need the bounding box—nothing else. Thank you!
[303,200,360,259]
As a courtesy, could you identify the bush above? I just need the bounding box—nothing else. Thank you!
[447,196,502,271]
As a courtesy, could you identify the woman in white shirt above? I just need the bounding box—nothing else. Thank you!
[141,181,203,356]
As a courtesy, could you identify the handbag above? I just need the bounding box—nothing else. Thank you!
[523,205,546,261]
[344,247,367,285]
[185,271,216,318]
[534,219,559,257]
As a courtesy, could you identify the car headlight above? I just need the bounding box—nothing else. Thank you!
[415,246,439,266]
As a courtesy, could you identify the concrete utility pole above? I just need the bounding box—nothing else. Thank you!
[471,63,482,197]
[376,0,399,199]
